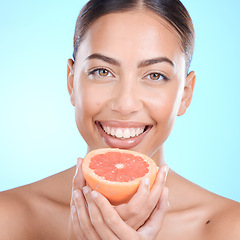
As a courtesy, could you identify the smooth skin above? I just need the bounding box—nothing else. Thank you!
[0,10,240,240]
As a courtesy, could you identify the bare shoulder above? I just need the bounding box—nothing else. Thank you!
[165,172,240,240]
[0,187,36,240]
[0,167,75,240]
[205,194,240,240]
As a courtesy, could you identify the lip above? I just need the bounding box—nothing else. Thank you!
[99,120,149,128]
[96,121,152,149]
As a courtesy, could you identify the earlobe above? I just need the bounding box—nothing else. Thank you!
[67,59,75,106]
[177,71,196,116]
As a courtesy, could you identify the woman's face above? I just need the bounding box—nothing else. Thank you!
[68,10,195,163]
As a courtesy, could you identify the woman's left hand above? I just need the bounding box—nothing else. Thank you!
[115,164,169,230]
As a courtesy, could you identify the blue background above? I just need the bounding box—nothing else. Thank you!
[1,0,240,202]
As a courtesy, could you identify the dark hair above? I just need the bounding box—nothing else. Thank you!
[73,0,195,71]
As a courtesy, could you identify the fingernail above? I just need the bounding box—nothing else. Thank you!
[71,205,77,213]
[74,159,81,177]
[143,177,150,188]
[73,190,80,199]
[167,201,171,208]
[91,190,98,199]
[162,165,169,181]
[163,165,169,175]
[83,186,90,195]
[77,158,82,167]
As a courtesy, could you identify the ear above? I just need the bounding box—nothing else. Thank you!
[67,59,75,106]
[177,71,196,116]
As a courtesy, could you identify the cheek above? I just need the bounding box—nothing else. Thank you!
[74,80,109,119]
[73,80,107,145]
[147,84,181,124]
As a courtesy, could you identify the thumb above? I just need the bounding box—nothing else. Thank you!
[138,187,169,239]
[72,158,85,192]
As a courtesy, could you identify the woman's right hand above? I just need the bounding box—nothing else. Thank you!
[68,158,86,240]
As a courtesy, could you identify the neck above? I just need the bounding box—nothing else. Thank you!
[151,146,165,166]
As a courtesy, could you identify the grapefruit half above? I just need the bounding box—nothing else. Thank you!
[82,148,157,205]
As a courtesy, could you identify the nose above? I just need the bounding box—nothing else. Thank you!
[110,77,143,116]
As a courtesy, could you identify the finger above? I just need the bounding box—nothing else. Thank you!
[148,165,169,207]
[74,189,101,240]
[68,203,77,240]
[91,189,138,240]
[71,205,86,240]
[69,158,86,240]
[115,177,151,229]
[116,165,169,230]
[71,158,86,208]
[83,187,118,240]
[70,158,85,206]
[138,187,169,239]
[116,177,150,218]
[73,158,85,191]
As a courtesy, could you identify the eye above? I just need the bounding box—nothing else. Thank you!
[88,68,114,78]
[145,72,168,81]
[98,69,110,76]
[150,73,162,80]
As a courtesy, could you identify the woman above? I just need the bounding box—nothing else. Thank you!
[0,0,239,239]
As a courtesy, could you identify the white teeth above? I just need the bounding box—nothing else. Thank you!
[106,126,111,134]
[110,128,116,136]
[101,124,145,139]
[136,128,141,136]
[130,128,136,137]
[116,129,123,138]
[123,129,131,139]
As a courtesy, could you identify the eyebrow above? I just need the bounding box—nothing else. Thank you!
[85,53,174,68]
[138,57,174,68]
[85,53,120,66]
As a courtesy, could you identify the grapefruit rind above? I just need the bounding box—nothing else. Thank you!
[82,148,157,205]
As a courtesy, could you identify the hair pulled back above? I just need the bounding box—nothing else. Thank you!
[73,0,195,71]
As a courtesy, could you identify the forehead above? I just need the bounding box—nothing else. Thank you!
[77,10,184,66]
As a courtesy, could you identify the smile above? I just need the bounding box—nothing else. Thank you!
[95,121,152,149]
[101,124,146,139]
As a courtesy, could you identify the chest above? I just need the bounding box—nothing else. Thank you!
[156,211,211,240]
[32,199,70,240]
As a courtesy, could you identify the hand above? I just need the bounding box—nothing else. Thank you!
[75,185,168,240]
[69,158,169,240]
[115,165,169,230]
[68,158,86,240]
